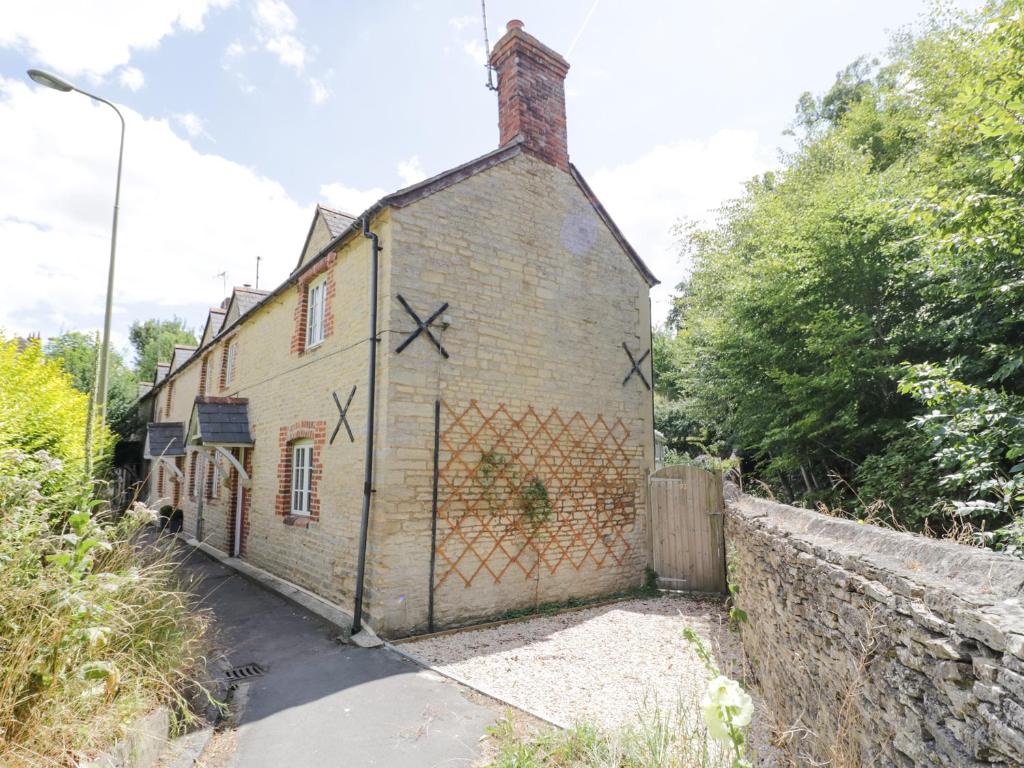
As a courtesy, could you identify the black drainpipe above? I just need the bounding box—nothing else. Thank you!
[352,217,381,635]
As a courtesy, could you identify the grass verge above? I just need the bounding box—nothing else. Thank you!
[0,450,211,767]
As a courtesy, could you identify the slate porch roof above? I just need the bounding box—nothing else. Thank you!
[189,397,254,446]
[145,422,186,458]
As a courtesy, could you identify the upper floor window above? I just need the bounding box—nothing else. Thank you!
[291,440,313,515]
[306,277,326,348]
[224,340,237,386]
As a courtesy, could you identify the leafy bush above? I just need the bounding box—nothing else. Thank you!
[0,450,209,766]
[853,431,950,528]
[0,336,113,501]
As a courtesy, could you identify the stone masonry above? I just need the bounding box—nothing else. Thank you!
[728,496,1024,766]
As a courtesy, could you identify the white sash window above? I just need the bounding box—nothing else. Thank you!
[306,278,326,347]
[291,440,313,515]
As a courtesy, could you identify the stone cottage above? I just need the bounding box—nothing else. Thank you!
[141,20,658,637]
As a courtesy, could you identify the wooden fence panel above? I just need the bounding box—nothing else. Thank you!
[650,465,726,592]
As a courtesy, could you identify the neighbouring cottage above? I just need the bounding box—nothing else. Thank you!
[140,20,658,637]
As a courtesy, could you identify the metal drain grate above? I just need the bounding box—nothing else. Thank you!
[225,663,265,681]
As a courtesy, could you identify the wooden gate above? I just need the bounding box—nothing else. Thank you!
[649,465,726,592]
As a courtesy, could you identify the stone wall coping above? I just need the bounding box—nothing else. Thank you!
[730,496,1024,648]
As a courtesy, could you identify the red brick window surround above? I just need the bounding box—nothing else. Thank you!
[163,381,174,418]
[275,421,326,528]
[290,254,336,356]
[199,355,209,395]
[220,338,237,390]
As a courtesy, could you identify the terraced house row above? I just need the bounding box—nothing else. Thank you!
[140,20,658,636]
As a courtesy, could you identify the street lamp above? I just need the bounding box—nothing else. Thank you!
[28,69,125,476]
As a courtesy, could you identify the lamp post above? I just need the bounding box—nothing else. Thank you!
[27,69,125,476]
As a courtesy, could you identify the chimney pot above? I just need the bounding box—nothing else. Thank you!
[489,20,571,171]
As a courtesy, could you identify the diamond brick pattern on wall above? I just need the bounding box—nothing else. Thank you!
[435,400,642,590]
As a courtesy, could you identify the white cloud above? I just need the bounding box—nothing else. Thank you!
[309,77,329,105]
[448,16,476,31]
[172,112,209,139]
[118,66,145,92]
[396,156,426,187]
[0,0,231,78]
[587,130,776,324]
[223,40,246,63]
[252,0,306,71]
[0,77,310,343]
[463,39,487,66]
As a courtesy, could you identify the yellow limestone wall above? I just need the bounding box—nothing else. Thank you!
[369,151,654,635]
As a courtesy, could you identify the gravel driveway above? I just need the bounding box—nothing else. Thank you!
[400,594,750,731]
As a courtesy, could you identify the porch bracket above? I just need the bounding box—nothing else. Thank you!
[213,445,251,488]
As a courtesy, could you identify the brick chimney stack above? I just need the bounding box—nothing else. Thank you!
[489,20,571,172]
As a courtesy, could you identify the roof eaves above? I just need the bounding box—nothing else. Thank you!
[149,140,529,398]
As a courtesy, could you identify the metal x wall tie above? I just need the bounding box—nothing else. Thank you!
[330,385,357,445]
[396,294,450,358]
[622,342,651,390]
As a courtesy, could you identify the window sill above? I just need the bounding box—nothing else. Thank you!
[283,514,317,528]
[302,340,324,354]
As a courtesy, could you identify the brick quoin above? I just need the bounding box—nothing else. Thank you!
[199,354,209,394]
[163,381,174,418]
[275,421,327,527]
[291,253,337,355]
[489,19,570,172]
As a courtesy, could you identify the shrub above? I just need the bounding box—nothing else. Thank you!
[0,336,113,501]
[0,450,209,766]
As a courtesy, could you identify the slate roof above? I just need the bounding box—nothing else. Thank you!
[191,397,253,446]
[170,345,196,373]
[234,287,269,317]
[204,308,226,341]
[154,363,170,384]
[319,205,356,237]
[145,422,186,458]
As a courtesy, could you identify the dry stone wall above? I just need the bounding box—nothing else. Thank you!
[727,496,1024,767]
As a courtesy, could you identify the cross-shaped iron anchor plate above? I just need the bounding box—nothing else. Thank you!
[622,342,651,390]
[396,294,449,358]
[330,385,357,445]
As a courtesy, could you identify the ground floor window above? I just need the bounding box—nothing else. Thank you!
[290,440,313,515]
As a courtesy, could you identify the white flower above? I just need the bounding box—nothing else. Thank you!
[700,674,753,743]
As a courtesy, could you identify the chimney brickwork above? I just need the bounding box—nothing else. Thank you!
[489,20,571,171]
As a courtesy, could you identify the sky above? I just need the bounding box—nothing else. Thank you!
[0,0,980,361]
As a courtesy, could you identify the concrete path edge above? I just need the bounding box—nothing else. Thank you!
[174,534,374,642]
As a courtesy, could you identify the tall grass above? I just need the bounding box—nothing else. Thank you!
[0,450,210,767]
[484,699,735,768]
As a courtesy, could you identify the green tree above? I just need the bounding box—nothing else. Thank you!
[44,332,139,440]
[664,0,1024,538]
[0,335,113,496]
[129,318,197,382]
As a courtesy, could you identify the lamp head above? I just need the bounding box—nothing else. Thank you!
[27,69,73,92]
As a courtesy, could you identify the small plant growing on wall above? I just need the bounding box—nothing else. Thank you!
[478,450,511,514]
[518,476,552,526]
[475,450,554,527]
